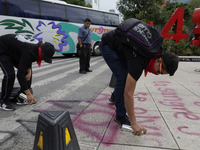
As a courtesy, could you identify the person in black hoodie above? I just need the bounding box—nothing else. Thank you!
[99,19,179,136]
[0,34,55,111]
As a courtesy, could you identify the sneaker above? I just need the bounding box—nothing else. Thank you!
[85,69,92,72]
[0,103,15,111]
[114,115,131,126]
[79,70,87,74]
[16,93,28,105]
[109,92,115,103]
[16,97,28,105]
[16,98,28,105]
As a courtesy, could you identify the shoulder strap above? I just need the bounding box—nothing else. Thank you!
[83,30,90,42]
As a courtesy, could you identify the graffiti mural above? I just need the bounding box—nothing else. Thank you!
[33,21,68,51]
[0,19,34,35]
[0,16,112,54]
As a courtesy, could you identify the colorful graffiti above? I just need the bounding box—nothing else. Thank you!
[33,21,68,52]
[0,19,34,35]
[0,18,110,53]
[0,18,67,51]
[91,27,112,34]
[58,22,101,54]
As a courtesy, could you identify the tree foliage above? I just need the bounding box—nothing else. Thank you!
[117,0,165,24]
[60,0,92,8]
[190,0,200,10]
[117,0,200,28]
[163,1,193,27]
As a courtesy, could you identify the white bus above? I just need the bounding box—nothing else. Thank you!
[0,0,120,56]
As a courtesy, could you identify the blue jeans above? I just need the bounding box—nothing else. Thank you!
[99,42,127,117]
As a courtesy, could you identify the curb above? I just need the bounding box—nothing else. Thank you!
[179,56,200,62]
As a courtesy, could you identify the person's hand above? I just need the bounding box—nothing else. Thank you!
[27,93,37,104]
[131,122,147,136]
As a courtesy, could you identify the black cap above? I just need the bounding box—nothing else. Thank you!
[162,52,179,76]
[41,42,55,63]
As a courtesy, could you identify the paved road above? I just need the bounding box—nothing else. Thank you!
[0,56,111,150]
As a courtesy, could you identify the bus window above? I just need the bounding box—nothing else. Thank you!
[104,13,119,26]
[7,0,40,19]
[40,2,67,21]
[0,0,5,15]
[87,10,104,25]
[66,6,87,23]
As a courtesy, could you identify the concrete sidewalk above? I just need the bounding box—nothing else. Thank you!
[73,61,200,150]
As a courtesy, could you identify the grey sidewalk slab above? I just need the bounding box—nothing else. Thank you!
[98,144,172,150]
[152,94,200,113]
[162,112,200,150]
[78,141,99,150]
[102,111,178,149]
[73,91,115,143]
[73,87,179,150]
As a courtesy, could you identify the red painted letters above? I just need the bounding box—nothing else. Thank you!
[161,7,188,42]
[191,8,200,46]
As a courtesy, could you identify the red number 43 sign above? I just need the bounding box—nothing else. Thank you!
[160,7,200,47]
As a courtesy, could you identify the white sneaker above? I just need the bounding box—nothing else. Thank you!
[16,98,28,105]
[16,93,28,105]
[0,103,15,111]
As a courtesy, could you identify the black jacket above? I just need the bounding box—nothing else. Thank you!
[0,34,42,90]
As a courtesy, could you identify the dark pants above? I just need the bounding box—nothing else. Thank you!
[0,55,32,104]
[99,42,128,117]
[79,43,91,71]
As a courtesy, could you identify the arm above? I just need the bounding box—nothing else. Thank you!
[77,37,82,48]
[18,69,37,104]
[124,73,147,136]
[24,68,37,104]
[78,27,83,48]
[17,55,37,104]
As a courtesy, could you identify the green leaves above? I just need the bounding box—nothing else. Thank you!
[163,39,200,56]
[116,0,199,28]
[117,0,165,23]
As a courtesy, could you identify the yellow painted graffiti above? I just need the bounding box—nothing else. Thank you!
[53,34,61,44]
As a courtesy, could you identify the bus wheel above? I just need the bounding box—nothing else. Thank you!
[92,43,101,56]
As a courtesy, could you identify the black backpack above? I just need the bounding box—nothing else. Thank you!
[115,18,164,58]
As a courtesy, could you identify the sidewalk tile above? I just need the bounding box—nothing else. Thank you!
[162,112,200,150]
[73,87,115,143]
[102,111,178,149]
[79,141,99,150]
[152,94,200,113]
[98,144,172,150]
